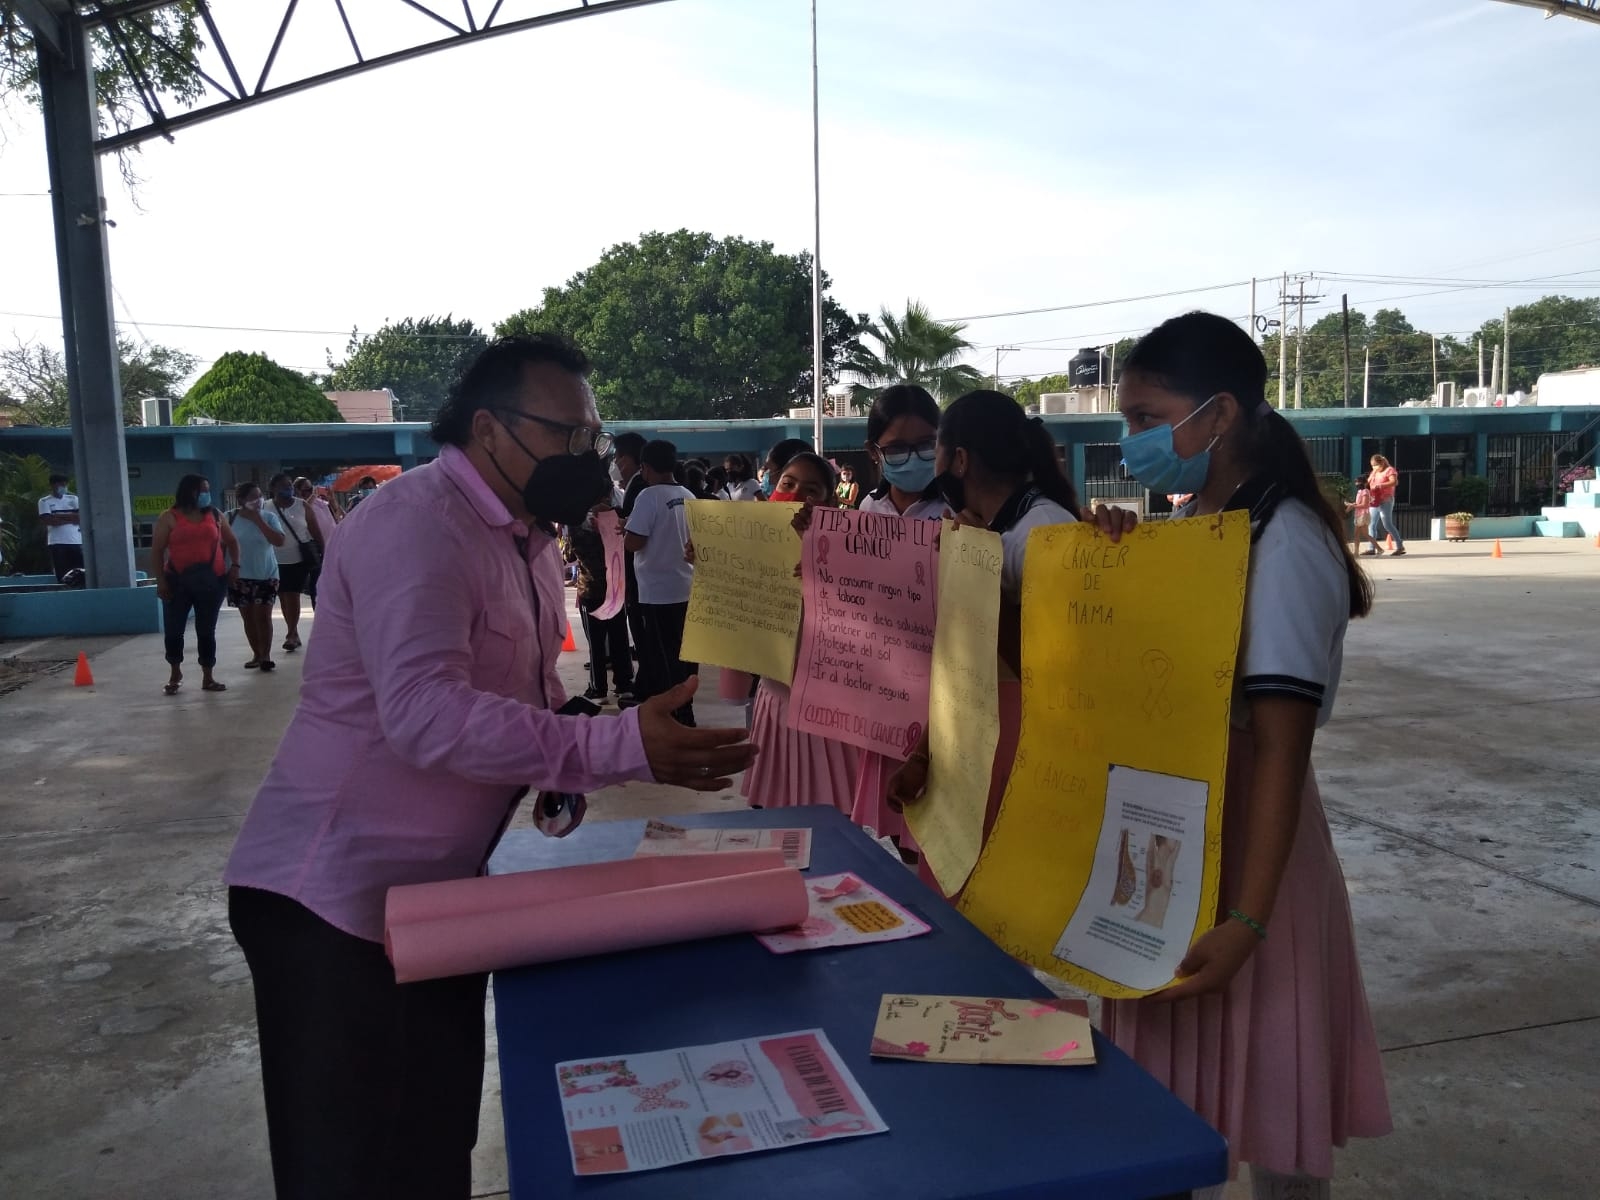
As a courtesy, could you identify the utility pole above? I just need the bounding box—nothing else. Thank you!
[1277,271,1288,408]
[993,345,1017,393]
[1362,347,1370,408]
[1341,293,1351,407]
[1294,275,1305,409]
[1107,341,1118,411]
[1250,277,1257,343]
[1431,335,1438,398]
[1489,344,1501,401]
[1501,306,1511,397]
[1477,336,1484,389]
[809,0,824,452]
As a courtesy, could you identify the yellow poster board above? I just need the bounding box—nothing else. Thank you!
[958,513,1250,999]
[133,495,174,516]
[907,521,1003,896]
[680,500,805,685]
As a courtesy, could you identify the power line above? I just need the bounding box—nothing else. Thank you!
[937,279,1253,324]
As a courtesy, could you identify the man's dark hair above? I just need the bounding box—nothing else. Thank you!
[641,439,678,474]
[429,333,591,447]
[612,431,647,461]
[268,471,292,490]
[49,473,69,486]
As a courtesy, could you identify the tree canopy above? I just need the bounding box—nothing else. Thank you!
[175,352,343,425]
[497,230,862,421]
[0,337,197,426]
[325,315,488,421]
[1,2,205,180]
[841,301,985,404]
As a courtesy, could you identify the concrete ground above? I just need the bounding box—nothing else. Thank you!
[1,538,1596,1199]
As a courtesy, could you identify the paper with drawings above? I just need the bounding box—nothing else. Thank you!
[557,1028,885,1175]
[870,994,1095,1067]
[958,514,1249,998]
[634,820,812,869]
[755,872,931,954]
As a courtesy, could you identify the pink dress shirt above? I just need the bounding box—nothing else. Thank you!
[224,443,651,942]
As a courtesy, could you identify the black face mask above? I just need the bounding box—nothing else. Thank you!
[486,419,612,528]
[934,470,966,515]
[521,451,613,527]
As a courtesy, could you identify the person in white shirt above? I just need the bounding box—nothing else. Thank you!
[622,439,698,725]
[718,454,763,502]
[294,477,340,608]
[38,473,84,582]
[267,471,323,653]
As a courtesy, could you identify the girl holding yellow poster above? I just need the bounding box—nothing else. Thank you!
[888,390,1087,893]
[1104,313,1391,1198]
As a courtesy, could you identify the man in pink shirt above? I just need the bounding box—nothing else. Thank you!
[224,334,756,1200]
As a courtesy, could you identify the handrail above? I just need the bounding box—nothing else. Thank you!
[1552,412,1600,500]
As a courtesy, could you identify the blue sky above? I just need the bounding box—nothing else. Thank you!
[2,0,1597,389]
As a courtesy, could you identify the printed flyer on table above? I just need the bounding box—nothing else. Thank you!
[557,1029,886,1176]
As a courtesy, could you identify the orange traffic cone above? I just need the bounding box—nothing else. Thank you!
[1491,539,1503,559]
[1385,533,1396,552]
[561,622,577,652]
[73,651,94,687]
[1594,532,1600,549]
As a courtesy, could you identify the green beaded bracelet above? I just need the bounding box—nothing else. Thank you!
[1228,908,1268,941]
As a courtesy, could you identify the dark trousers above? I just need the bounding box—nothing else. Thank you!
[635,601,696,721]
[580,605,633,694]
[228,886,488,1200]
[49,543,84,582]
[162,570,225,668]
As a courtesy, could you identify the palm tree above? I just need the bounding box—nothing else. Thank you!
[842,300,986,405]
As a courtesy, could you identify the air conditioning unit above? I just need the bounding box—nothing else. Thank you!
[1434,381,1458,407]
[141,396,174,426]
[1038,391,1083,415]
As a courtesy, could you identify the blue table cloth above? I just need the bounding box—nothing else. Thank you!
[489,805,1227,1199]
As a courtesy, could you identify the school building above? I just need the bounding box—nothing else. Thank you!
[2,404,1596,638]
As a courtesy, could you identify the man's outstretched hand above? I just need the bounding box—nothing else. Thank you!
[638,677,758,791]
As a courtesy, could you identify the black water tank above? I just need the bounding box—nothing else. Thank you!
[1069,348,1101,386]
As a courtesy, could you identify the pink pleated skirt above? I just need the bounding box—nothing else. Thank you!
[913,680,1022,896]
[740,678,862,812]
[850,752,914,842]
[1099,728,1392,1178]
[718,669,755,702]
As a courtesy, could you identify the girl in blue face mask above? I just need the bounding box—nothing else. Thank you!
[849,385,950,855]
[1106,312,1388,1198]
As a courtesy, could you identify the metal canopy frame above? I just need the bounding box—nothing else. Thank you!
[11,0,673,594]
[80,0,673,152]
[1491,0,1600,25]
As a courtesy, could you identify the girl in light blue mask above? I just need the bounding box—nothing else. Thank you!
[1106,312,1389,1200]
[850,385,949,855]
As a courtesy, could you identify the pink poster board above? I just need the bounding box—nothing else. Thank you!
[786,507,937,757]
[384,850,806,983]
[591,510,627,621]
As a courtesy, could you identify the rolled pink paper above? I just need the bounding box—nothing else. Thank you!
[384,851,807,983]
[386,849,786,928]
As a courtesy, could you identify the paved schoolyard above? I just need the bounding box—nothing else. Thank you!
[0,538,1595,1198]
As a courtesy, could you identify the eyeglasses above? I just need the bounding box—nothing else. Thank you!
[874,437,937,467]
[489,408,614,458]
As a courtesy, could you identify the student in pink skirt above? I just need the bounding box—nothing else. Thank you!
[889,391,1088,891]
[1102,312,1391,1197]
[848,385,949,850]
[734,452,863,812]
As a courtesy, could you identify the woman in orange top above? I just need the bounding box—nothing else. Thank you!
[1365,454,1406,556]
[151,473,242,695]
